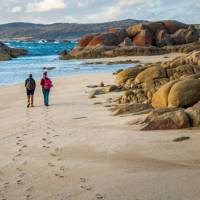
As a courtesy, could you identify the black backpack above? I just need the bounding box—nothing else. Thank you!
[26,78,35,90]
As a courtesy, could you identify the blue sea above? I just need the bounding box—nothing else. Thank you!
[0,41,130,85]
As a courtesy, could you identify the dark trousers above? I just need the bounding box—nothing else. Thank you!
[42,88,50,106]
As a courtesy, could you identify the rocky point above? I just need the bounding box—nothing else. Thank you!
[60,20,199,59]
[0,42,27,61]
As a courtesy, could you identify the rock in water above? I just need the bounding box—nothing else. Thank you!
[0,42,27,61]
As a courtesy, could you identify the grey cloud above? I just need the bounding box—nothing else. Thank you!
[0,0,199,24]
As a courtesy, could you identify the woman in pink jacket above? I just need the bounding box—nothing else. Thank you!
[40,72,53,106]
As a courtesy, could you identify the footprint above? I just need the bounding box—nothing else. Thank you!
[43,145,50,149]
[25,194,33,200]
[26,186,34,192]
[96,193,104,199]
[48,163,55,167]
[42,138,47,141]
[50,153,57,157]
[80,185,92,191]
[17,180,23,185]
[16,167,23,172]
[80,178,87,183]
[54,173,64,178]
[53,135,59,137]
[3,182,9,188]
[47,141,52,144]
[60,166,65,171]
[22,145,28,149]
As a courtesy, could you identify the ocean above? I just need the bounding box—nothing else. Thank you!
[0,41,130,85]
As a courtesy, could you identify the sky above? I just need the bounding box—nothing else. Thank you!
[0,0,199,24]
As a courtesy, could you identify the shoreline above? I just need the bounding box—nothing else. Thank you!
[0,52,183,87]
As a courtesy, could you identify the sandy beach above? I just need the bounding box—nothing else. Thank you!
[1,54,200,200]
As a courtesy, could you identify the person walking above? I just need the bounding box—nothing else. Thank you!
[40,72,53,106]
[25,74,36,108]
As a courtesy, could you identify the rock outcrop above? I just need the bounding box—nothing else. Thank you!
[141,107,191,130]
[0,42,27,61]
[89,49,200,130]
[60,20,199,59]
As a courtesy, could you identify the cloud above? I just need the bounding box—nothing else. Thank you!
[0,0,199,24]
[26,0,66,12]
[78,0,94,7]
[11,6,22,13]
[119,0,144,6]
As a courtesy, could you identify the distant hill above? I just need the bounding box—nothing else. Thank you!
[0,19,147,41]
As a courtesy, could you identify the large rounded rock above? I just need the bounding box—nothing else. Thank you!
[156,30,172,47]
[108,28,128,42]
[126,24,146,38]
[163,20,188,34]
[185,26,199,43]
[115,66,143,85]
[145,22,166,35]
[168,79,200,107]
[133,29,152,46]
[166,64,200,80]
[141,107,191,130]
[88,32,124,48]
[77,33,99,48]
[152,81,178,108]
[135,66,167,84]
[185,101,200,127]
[171,29,188,44]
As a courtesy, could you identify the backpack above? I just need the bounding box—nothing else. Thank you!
[26,78,35,90]
[43,78,52,90]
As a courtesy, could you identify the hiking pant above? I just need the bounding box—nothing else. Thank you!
[42,88,50,106]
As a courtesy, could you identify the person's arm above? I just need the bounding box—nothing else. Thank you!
[34,80,36,89]
[40,79,44,86]
[50,79,53,87]
[25,79,27,88]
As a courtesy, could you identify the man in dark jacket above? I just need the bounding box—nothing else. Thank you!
[25,74,36,108]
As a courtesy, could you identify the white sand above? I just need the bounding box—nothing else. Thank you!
[1,54,200,200]
[84,53,183,64]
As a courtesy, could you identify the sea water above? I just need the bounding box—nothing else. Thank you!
[0,41,130,85]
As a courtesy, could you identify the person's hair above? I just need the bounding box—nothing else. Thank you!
[43,71,47,76]
[29,74,32,78]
